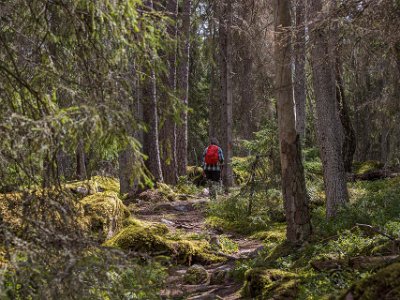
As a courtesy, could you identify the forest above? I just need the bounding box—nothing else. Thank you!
[1,0,400,299]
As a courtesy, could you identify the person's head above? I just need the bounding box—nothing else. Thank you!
[210,137,219,145]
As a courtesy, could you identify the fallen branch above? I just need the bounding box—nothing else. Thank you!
[356,223,400,243]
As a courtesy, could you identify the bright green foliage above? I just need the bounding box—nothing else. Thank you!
[206,189,284,235]
[313,177,400,237]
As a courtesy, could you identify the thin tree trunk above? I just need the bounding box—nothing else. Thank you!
[160,0,179,184]
[293,0,307,139]
[208,16,220,140]
[143,69,164,183]
[310,0,349,218]
[219,0,234,188]
[176,0,191,177]
[274,0,311,244]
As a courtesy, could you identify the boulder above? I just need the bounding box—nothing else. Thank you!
[184,264,209,285]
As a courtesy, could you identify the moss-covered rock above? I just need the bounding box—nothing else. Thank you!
[243,268,299,299]
[67,176,120,196]
[184,264,209,285]
[137,183,178,203]
[342,262,400,299]
[104,223,225,265]
[80,192,130,240]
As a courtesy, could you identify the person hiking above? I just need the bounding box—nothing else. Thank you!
[202,138,224,199]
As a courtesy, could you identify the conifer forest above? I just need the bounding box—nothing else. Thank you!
[1,0,400,299]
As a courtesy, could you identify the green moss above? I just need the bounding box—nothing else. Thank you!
[66,176,120,195]
[183,264,209,285]
[157,183,177,201]
[251,224,286,243]
[80,192,130,240]
[243,268,298,299]
[104,224,170,253]
[343,263,400,299]
[353,160,384,175]
[91,176,120,193]
[104,223,225,265]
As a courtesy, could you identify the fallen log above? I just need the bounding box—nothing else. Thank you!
[348,170,400,182]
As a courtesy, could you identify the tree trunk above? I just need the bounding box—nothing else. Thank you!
[293,0,307,139]
[219,0,234,188]
[336,57,356,172]
[274,0,311,243]
[143,69,164,183]
[160,0,179,184]
[309,0,349,218]
[176,0,191,177]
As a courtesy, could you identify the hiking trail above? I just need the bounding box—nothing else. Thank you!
[134,196,264,300]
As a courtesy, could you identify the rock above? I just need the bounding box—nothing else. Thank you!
[79,192,130,240]
[161,218,175,226]
[72,186,89,196]
[243,268,299,299]
[210,265,232,285]
[138,190,165,203]
[184,264,209,285]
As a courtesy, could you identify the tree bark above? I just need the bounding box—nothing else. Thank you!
[274,0,311,243]
[159,0,179,184]
[143,69,164,183]
[219,0,234,188]
[309,0,349,218]
[336,57,356,172]
[293,0,307,139]
[176,0,191,177]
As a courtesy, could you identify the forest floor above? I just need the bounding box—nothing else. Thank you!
[134,195,263,300]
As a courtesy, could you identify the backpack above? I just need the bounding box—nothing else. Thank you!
[205,145,219,165]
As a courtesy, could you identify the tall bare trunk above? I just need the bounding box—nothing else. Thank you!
[274,0,311,244]
[208,16,220,140]
[143,70,164,183]
[310,0,349,218]
[293,0,307,138]
[176,0,191,177]
[219,0,234,188]
[160,0,179,184]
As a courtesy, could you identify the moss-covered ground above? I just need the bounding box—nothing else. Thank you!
[204,158,400,299]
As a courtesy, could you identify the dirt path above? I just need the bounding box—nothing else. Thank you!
[134,197,264,300]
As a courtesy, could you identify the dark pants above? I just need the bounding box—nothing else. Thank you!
[205,170,221,182]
